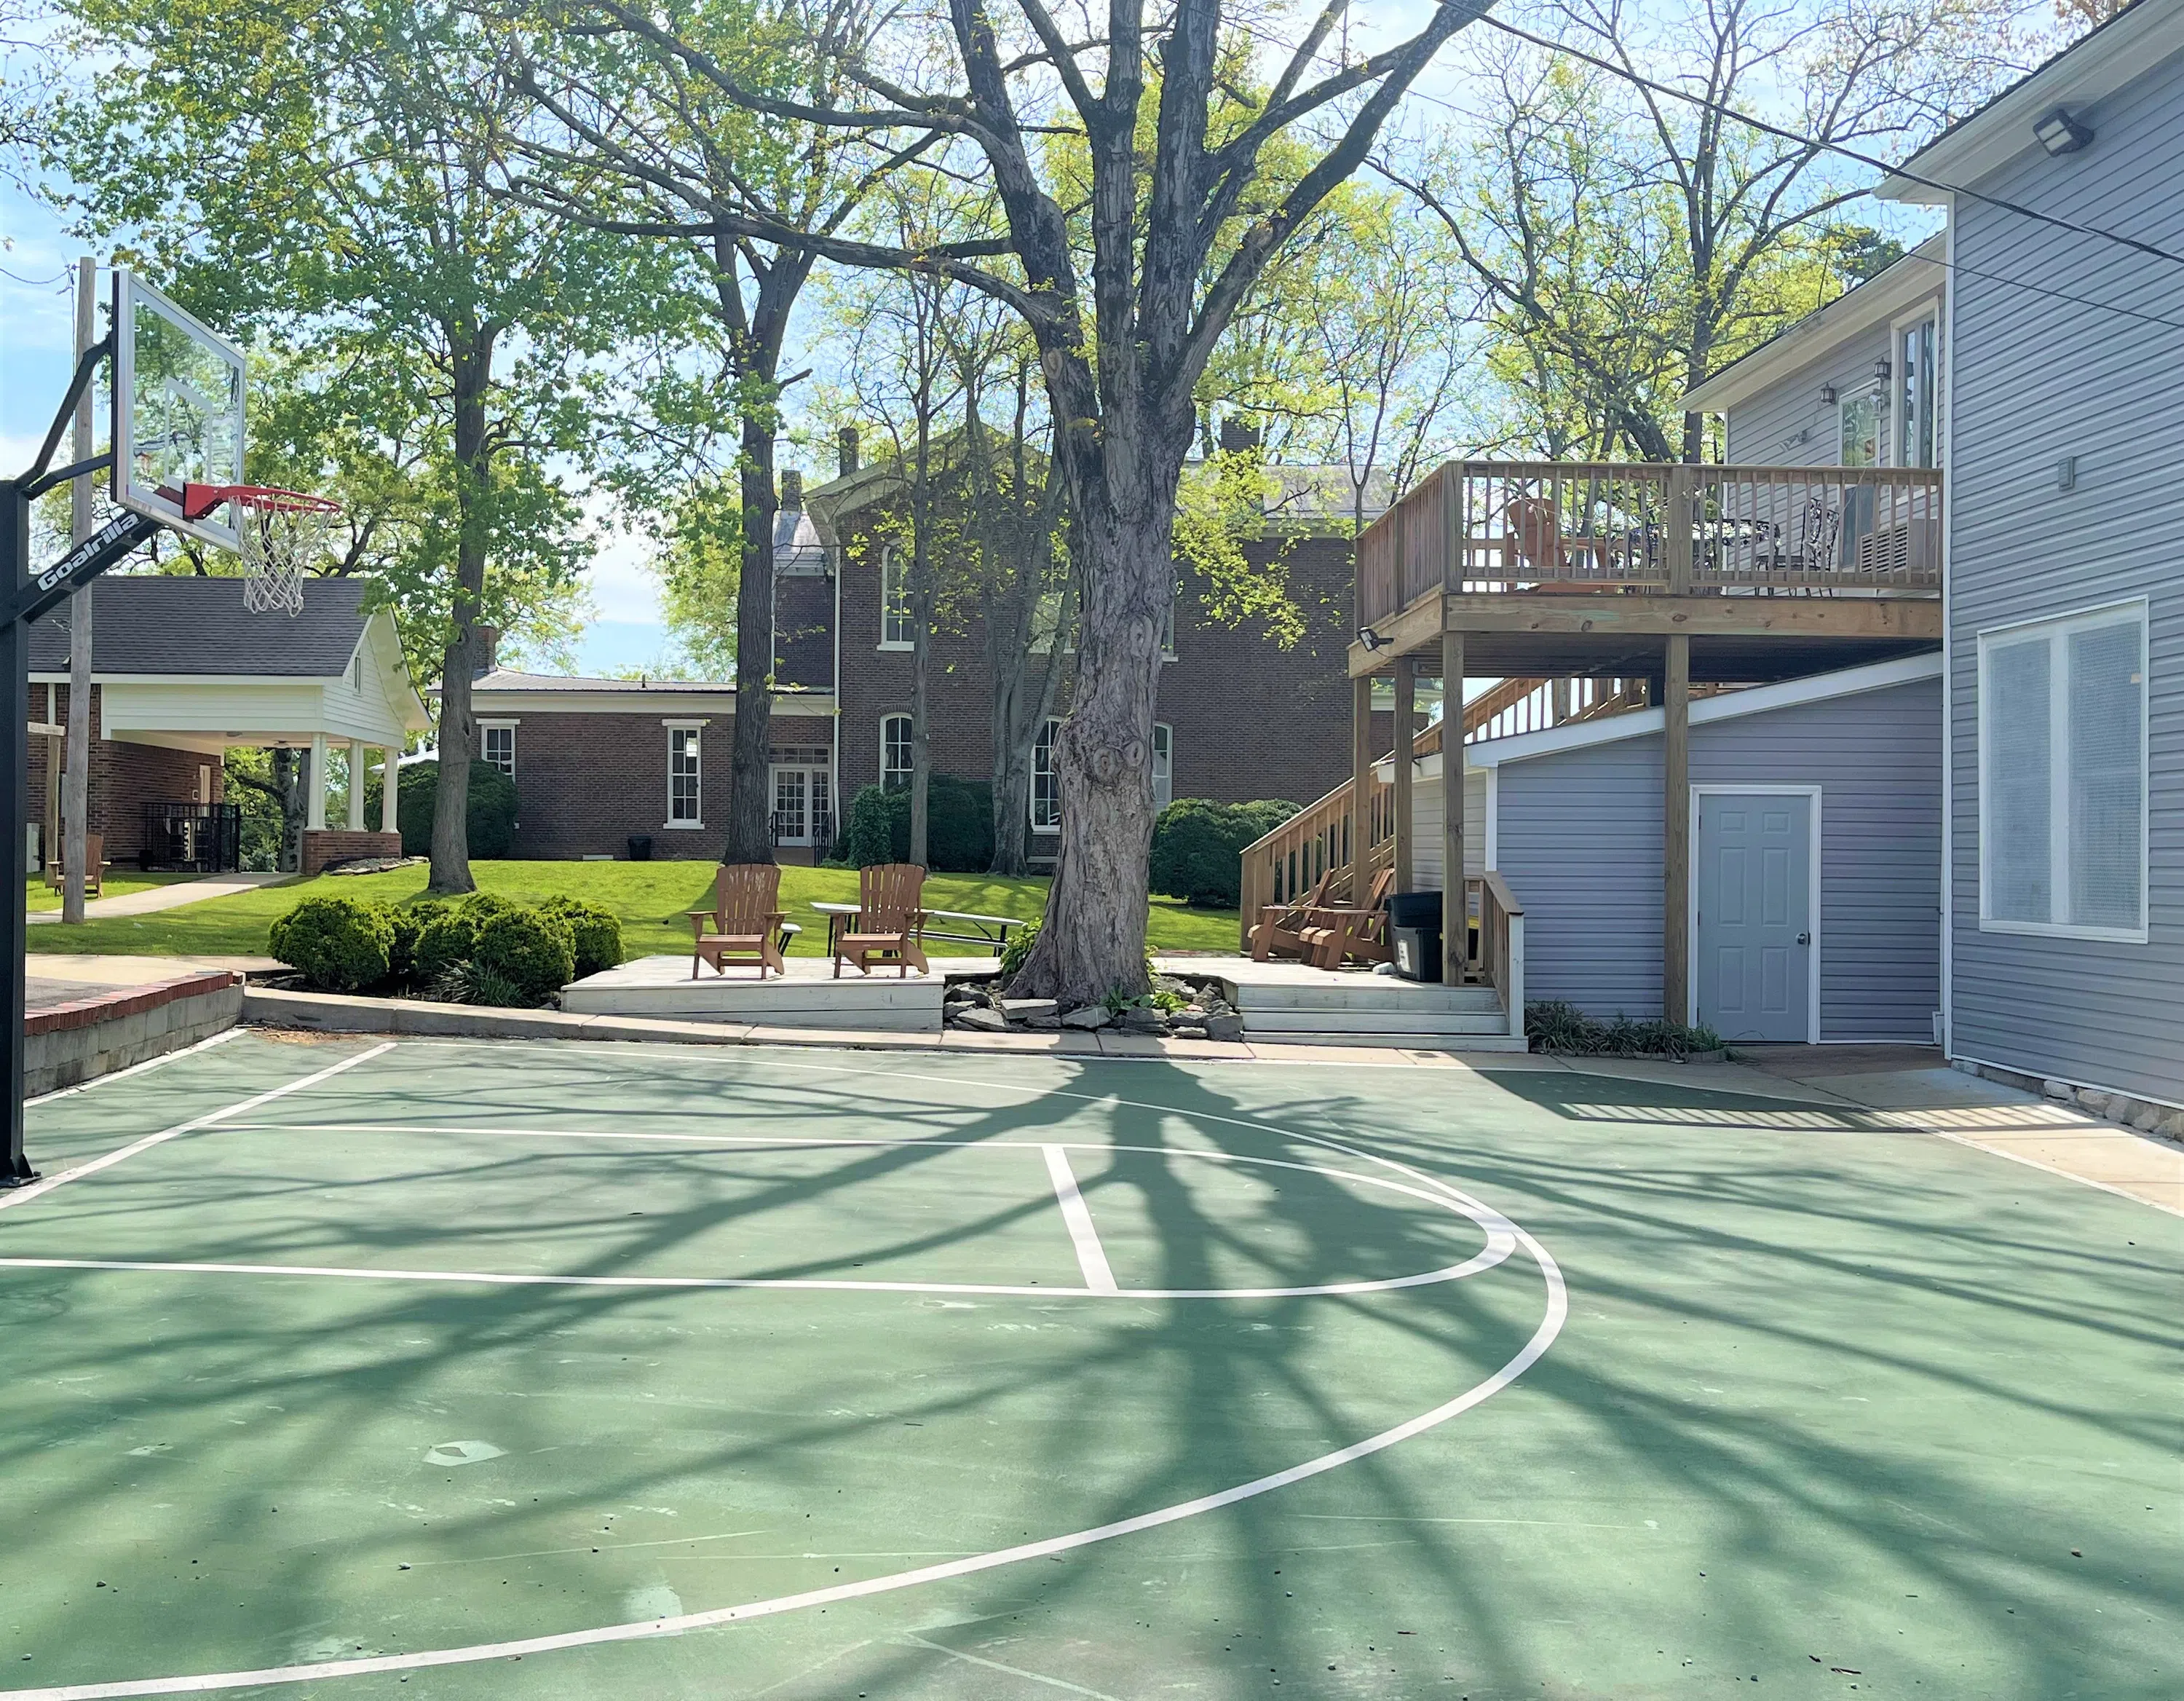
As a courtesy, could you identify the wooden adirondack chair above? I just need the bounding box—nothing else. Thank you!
[687,863,789,979]
[44,832,104,897]
[1249,868,1337,962]
[1299,867,1396,969]
[834,862,930,978]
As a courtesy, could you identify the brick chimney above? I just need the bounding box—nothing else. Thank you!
[780,468,803,511]
[1218,415,1261,454]
[472,624,499,678]
[838,427,860,476]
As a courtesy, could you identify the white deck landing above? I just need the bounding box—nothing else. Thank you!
[1176,956,1526,1051]
[561,955,945,1031]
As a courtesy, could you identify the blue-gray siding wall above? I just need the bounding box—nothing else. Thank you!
[1947,50,2184,1104]
[1723,323,1896,466]
[1495,678,1942,1040]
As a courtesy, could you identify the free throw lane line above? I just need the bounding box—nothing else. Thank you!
[1042,1143,1119,1294]
[0,1042,397,1214]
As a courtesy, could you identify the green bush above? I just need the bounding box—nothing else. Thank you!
[470,907,576,1006]
[537,895,622,978]
[412,891,519,982]
[384,900,444,984]
[389,759,518,859]
[432,960,531,1009]
[268,893,395,992]
[1149,797,1300,908]
[997,917,1041,982]
[832,775,994,872]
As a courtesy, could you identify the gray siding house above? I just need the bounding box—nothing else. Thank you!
[1390,661,1942,1043]
[1876,1,2182,1109]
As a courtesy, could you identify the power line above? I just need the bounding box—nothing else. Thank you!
[1475,15,2184,271]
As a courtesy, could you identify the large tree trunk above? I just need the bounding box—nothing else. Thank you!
[723,415,776,864]
[1008,457,1182,1005]
[428,330,494,895]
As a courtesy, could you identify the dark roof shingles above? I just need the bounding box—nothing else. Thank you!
[27,575,371,678]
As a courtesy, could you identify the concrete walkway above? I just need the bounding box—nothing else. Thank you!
[28,869,291,925]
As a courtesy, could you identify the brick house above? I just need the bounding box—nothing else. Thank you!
[24,576,430,875]
[808,441,1394,864]
[467,502,839,861]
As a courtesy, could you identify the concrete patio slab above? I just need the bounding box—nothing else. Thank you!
[27,869,292,925]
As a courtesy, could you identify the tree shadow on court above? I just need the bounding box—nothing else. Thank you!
[3,1040,2177,1697]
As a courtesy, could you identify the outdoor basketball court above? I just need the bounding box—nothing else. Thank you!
[1,1033,2176,1700]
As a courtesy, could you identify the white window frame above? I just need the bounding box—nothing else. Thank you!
[665,721,703,828]
[1152,722,1173,810]
[1030,717,1062,834]
[1160,582,1178,659]
[879,547,914,650]
[1977,597,2149,943]
[1837,388,1883,469]
[1892,304,1942,470]
[880,713,913,790]
[480,721,518,777]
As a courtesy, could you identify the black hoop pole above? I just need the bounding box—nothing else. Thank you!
[1,476,34,1185]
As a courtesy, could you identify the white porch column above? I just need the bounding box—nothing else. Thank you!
[381,749,400,833]
[346,739,368,829]
[307,735,328,831]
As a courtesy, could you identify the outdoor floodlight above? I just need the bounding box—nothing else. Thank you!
[1358,626,1388,652]
[2033,108,2094,155]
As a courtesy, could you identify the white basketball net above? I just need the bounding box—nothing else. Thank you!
[236,490,340,617]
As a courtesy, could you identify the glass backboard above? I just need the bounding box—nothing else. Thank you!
[111,269,247,552]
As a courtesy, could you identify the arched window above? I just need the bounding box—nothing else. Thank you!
[881,714,913,789]
[1152,722,1173,810]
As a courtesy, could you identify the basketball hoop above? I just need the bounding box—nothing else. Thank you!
[182,484,341,616]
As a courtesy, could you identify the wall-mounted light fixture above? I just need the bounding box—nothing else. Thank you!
[2034,108,2094,156]
[1358,626,1388,652]
[1873,358,1893,383]
[1819,384,1837,406]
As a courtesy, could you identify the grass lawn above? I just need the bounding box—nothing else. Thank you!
[25,860,1242,960]
[23,872,203,913]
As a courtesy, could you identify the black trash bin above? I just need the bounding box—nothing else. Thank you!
[627,833,654,862]
[1387,891,1443,983]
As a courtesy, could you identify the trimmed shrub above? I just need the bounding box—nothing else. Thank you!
[1524,1000,1725,1059]
[268,893,395,992]
[1149,797,1300,909]
[537,896,623,978]
[831,776,993,871]
[392,759,518,860]
[412,891,519,982]
[470,907,576,1006]
[384,900,444,984]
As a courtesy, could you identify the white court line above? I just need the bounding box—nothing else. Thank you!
[1041,1144,1118,1294]
[25,1025,246,1107]
[0,1132,1514,1300]
[0,1185,1563,1701]
[0,1042,397,1214]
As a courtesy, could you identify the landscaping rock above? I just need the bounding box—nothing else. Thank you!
[2154,1112,2184,1143]
[1204,1012,1245,1043]
[2076,1089,2110,1116]
[1060,1005,1112,1030]
[1119,1006,1169,1034]
[1001,998,1059,1022]
[953,1007,1009,1033]
[1026,1014,1062,1031]
[2130,1104,2164,1133]
[2042,1078,2075,1102]
[1170,1023,1208,1040]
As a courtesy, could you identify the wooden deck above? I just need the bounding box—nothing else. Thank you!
[561,955,946,1031]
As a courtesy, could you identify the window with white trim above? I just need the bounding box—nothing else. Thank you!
[667,725,703,824]
[881,714,913,790]
[1031,717,1062,833]
[481,723,516,776]
[1979,601,2147,939]
[1152,722,1173,810]
[879,548,913,649]
[1159,583,1178,658]
[1898,313,1939,469]
[1839,391,1883,467]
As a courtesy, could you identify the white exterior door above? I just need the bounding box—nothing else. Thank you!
[1696,791,1814,1043]
[771,765,813,845]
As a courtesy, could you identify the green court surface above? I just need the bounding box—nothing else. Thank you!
[0,1037,2175,1700]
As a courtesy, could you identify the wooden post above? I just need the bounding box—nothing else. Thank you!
[1664,464,1694,594]
[1348,672,1373,893]
[1441,629,1465,985]
[1663,634,1691,1025]
[1392,658,1415,893]
[1551,677,1571,725]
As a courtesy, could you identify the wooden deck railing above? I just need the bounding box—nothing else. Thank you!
[1356,459,1944,629]
[1469,872,1525,1038]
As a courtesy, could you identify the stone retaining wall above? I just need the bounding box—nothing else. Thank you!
[27,971,245,1097]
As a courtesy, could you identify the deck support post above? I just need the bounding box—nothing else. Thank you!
[1441,630,1465,986]
[1391,658,1415,893]
[1663,633,1691,1025]
[1349,672,1373,895]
